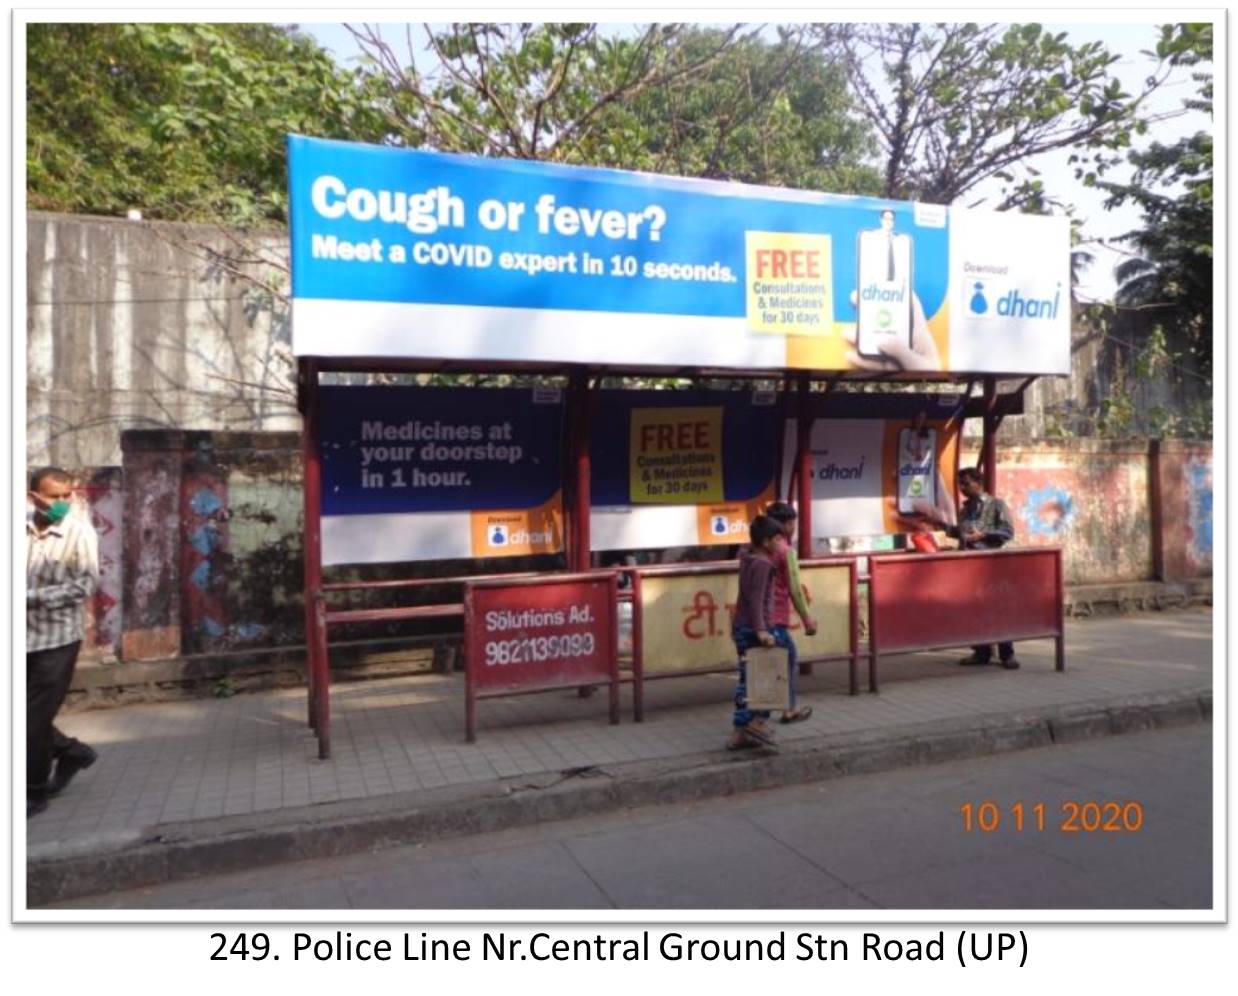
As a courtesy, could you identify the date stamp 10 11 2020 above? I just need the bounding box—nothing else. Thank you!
[960,800,1145,834]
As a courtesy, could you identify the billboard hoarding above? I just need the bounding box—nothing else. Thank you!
[289,136,1070,376]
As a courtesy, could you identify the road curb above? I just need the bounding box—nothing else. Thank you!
[28,687,1211,907]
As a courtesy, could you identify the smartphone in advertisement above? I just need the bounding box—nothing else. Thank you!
[856,210,914,359]
[897,426,937,516]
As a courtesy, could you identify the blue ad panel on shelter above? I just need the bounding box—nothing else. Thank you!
[317,386,565,564]
[288,135,1070,376]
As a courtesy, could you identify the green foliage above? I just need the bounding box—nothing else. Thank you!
[1100,24,1213,384]
[818,22,1172,208]
[1133,325,1170,380]
[590,28,882,192]
[1179,399,1213,439]
[1096,388,1136,438]
[352,23,729,161]
[27,23,388,224]
[1041,411,1074,440]
[350,24,881,192]
[1089,319,1208,439]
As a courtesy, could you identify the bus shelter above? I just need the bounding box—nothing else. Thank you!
[289,135,1071,758]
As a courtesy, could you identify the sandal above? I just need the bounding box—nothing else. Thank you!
[726,732,760,751]
[779,706,814,724]
[741,721,777,747]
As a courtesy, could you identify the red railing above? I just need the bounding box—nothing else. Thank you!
[867,547,1065,692]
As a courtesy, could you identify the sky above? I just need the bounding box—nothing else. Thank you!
[301,18,1212,303]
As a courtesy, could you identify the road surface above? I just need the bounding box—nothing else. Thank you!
[56,724,1213,911]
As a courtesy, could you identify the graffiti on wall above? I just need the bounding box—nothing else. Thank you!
[180,440,281,652]
[1185,457,1213,570]
[224,475,303,646]
[998,455,1152,584]
[1020,485,1076,538]
[77,470,123,658]
[180,443,233,652]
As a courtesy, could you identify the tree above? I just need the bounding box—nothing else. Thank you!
[604,27,882,193]
[346,23,750,164]
[815,22,1178,209]
[1101,24,1213,383]
[345,22,881,195]
[27,22,388,224]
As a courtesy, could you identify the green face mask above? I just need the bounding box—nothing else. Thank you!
[43,500,71,525]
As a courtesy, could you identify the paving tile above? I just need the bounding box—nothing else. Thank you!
[27,612,1212,859]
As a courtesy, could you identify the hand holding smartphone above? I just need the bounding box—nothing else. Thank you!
[856,209,914,359]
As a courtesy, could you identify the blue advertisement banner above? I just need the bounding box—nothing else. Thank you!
[284,135,1090,375]
[288,135,950,327]
[318,386,562,516]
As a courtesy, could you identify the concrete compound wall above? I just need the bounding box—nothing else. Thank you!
[1156,441,1214,580]
[977,440,1153,585]
[963,439,1212,587]
[117,430,305,664]
[27,212,297,469]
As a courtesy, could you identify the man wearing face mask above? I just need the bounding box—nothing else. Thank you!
[27,467,100,817]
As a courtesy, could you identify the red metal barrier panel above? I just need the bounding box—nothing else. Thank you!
[869,548,1062,655]
[463,572,619,741]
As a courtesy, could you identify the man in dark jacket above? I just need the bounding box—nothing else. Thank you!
[942,466,1019,668]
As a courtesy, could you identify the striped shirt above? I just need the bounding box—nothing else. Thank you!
[26,510,99,652]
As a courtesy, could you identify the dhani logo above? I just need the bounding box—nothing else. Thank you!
[488,525,554,547]
[861,283,906,303]
[814,453,867,481]
[969,280,1062,320]
[710,514,746,536]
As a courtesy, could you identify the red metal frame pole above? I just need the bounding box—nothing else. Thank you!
[560,380,575,564]
[868,565,879,694]
[632,572,645,722]
[607,574,620,725]
[982,376,998,495]
[848,559,859,696]
[313,599,330,758]
[301,358,330,758]
[1054,548,1066,672]
[795,377,814,677]
[566,370,592,573]
[463,586,477,742]
[299,359,318,731]
[576,374,592,572]
[796,376,813,561]
[774,378,791,501]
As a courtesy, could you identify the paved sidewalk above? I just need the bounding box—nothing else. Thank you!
[28,609,1212,862]
[52,725,1213,910]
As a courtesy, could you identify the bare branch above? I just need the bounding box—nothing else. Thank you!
[550,24,750,162]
